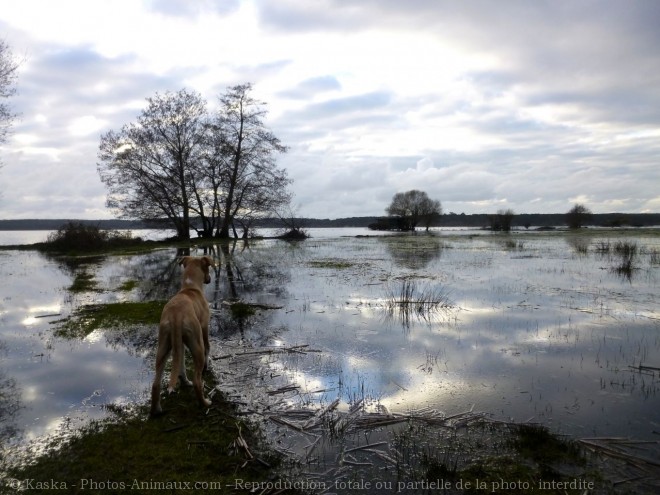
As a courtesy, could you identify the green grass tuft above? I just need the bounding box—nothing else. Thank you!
[52,301,165,339]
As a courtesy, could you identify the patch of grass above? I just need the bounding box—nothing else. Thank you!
[503,238,525,251]
[6,381,285,494]
[650,248,660,265]
[307,259,355,269]
[38,222,146,255]
[52,301,165,339]
[611,240,638,280]
[419,424,599,495]
[510,423,583,466]
[613,240,638,258]
[118,279,139,292]
[595,239,611,254]
[385,278,452,321]
[68,271,101,292]
[229,301,257,319]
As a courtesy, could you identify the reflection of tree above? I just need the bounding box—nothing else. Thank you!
[46,243,292,348]
[379,234,445,270]
[0,342,22,450]
[200,241,291,304]
[199,241,292,338]
[139,251,188,301]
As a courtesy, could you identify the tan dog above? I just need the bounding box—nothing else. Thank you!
[151,256,215,416]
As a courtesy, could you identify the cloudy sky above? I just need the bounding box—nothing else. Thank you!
[0,0,658,220]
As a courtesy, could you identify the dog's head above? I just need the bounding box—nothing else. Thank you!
[180,256,215,285]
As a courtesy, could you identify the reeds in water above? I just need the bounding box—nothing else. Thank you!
[385,279,453,322]
[612,241,638,280]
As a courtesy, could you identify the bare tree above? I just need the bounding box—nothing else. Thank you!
[211,84,289,238]
[386,190,442,231]
[98,89,208,240]
[97,84,291,239]
[489,208,515,231]
[1,39,20,197]
[566,203,592,229]
[0,39,19,147]
[232,170,292,238]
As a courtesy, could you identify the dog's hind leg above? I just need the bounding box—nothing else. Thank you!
[151,332,171,416]
[177,344,193,388]
[187,326,212,408]
[170,325,192,389]
[167,324,190,393]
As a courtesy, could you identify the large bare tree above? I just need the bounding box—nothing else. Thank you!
[97,84,291,239]
[98,89,208,240]
[211,84,289,238]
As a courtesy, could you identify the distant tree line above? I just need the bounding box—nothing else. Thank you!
[362,197,659,231]
[3,212,659,233]
[97,84,291,240]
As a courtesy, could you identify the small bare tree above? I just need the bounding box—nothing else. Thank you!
[489,209,515,231]
[566,203,592,229]
[386,190,442,231]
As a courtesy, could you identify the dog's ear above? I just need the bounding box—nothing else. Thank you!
[202,256,215,268]
[179,256,191,267]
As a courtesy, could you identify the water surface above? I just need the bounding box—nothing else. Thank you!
[1,229,659,464]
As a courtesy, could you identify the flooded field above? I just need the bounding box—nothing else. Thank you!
[222,231,660,432]
[1,228,659,489]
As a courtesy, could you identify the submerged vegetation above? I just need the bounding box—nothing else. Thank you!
[612,240,638,279]
[399,421,601,495]
[385,278,453,323]
[595,239,641,279]
[52,301,165,339]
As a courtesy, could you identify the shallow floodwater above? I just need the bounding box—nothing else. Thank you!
[1,228,659,470]
[225,232,660,442]
[0,248,184,447]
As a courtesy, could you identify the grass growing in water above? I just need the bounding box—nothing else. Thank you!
[404,422,602,495]
[612,240,638,280]
[118,279,139,292]
[53,301,165,338]
[308,259,356,269]
[228,301,257,319]
[385,279,453,323]
[68,271,101,292]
